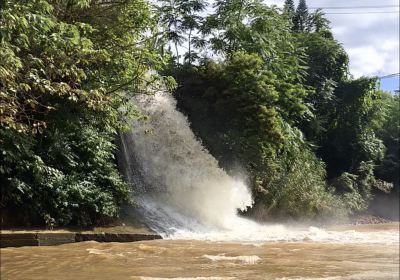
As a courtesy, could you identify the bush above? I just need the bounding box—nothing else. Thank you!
[0,122,129,227]
[330,161,377,213]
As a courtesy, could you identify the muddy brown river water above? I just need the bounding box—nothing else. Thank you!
[1,224,399,280]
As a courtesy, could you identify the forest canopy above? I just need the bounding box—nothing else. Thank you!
[0,0,398,227]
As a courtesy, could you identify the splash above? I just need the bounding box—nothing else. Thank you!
[119,92,253,233]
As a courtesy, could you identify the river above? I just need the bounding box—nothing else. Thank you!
[1,223,398,280]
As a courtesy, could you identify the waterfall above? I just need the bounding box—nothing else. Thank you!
[118,92,399,244]
[119,91,253,235]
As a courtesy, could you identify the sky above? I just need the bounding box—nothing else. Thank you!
[381,76,399,93]
[264,0,400,92]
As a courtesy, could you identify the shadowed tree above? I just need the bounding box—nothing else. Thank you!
[309,8,332,35]
[284,0,295,13]
[283,0,295,25]
[293,0,310,32]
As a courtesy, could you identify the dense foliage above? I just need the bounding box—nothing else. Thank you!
[0,0,162,226]
[1,0,398,226]
[164,0,398,220]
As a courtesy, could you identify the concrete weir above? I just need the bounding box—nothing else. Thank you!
[0,231,162,248]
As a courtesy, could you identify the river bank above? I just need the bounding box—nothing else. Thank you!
[0,221,161,248]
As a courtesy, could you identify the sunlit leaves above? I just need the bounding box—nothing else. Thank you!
[156,0,207,64]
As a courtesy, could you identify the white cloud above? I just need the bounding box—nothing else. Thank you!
[327,12,399,77]
[265,0,400,77]
[347,47,385,77]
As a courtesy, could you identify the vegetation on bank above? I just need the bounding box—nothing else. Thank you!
[0,0,398,226]
[0,0,165,226]
[163,0,399,220]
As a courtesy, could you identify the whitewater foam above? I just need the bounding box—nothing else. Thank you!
[135,277,236,280]
[167,217,399,244]
[203,254,261,264]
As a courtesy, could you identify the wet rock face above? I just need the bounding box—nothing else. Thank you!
[0,233,39,248]
[0,232,162,248]
[38,233,76,246]
[74,233,162,243]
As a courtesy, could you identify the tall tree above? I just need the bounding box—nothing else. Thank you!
[158,0,186,63]
[158,0,206,64]
[309,9,331,34]
[181,0,207,64]
[284,0,295,13]
[320,78,386,178]
[293,0,310,32]
[375,93,400,193]
[283,0,295,23]
[201,0,305,81]
[209,0,248,56]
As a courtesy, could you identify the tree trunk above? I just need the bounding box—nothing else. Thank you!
[175,42,179,64]
[188,29,192,65]
[174,18,179,64]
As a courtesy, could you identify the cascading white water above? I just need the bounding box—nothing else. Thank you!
[119,91,253,233]
[119,92,399,245]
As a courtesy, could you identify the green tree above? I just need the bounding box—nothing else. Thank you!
[202,1,306,82]
[293,0,310,32]
[309,9,332,34]
[319,78,386,178]
[284,0,295,14]
[168,52,344,220]
[163,0,396,220]
[157,0,207,64]
[283,0,295,23]
[206,0,249,56]
[295,16,349,150]
[180,0,207,64]
[0,0,160,226]
[375,93,400,193]
[300,33,349,88]
[158,0,186,63]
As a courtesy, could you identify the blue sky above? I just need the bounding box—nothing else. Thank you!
[380,76,400,93]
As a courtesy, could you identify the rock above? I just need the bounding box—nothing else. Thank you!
[0,232,162,248]
[37,233,76,246]
[75,233,162,243]
[0,233,39,248]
